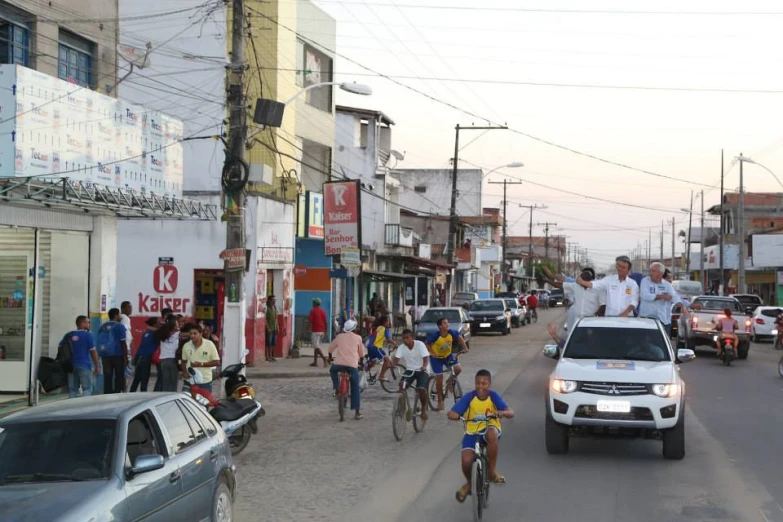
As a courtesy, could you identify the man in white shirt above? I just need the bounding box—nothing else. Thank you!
[638,262,681,335]
[394,329,431,420]
[578,256,639,317]
[563,268,604,333]
[120,301,134,391]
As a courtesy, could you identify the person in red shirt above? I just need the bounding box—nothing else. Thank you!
[526,290,539,322]
[309,298,329,367]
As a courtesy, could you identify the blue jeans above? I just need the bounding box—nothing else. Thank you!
[68,367,93,398]
[329,365,361,411]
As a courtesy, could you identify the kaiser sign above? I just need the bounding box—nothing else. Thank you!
[324,180,361,256]
[138,264,190,314]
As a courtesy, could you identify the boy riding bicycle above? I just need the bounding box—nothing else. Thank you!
[426,318,469,411]
[393,329,431,421]
[447,369,514,503]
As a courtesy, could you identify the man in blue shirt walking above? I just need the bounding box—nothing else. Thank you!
[60,315,99,398]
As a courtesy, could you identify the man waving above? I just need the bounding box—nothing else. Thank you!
[577,255,639,317]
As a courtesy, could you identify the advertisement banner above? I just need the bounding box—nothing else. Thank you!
[324,180,360,256]
[307,192,324,238]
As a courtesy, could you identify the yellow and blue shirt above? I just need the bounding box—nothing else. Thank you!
[451,390,508,434]
[426,329,462,359]
[373,326,391,348]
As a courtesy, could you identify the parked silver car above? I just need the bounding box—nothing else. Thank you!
[452,292,479,307]
[0,393,236,522]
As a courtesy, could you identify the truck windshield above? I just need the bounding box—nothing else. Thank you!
[563,327,671,362]
[692,299,742,312]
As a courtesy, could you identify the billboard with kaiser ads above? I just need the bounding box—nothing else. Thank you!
[324,180,361,256]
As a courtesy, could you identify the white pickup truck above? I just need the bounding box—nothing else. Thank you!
[676,296,751,359]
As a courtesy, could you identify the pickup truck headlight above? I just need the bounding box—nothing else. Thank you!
[552,379,578,393]
[652,383,680,398]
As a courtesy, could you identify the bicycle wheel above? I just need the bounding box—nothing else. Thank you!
[338,394,346,422]
[412,390,426,433]
[471,457,484,522]
[381,365,399,393]
[426,375,439,410]
[392,393,407,441]
[452,376,464,402]
[482,456,490,508]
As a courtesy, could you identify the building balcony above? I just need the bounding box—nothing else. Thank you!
[385,223,414,247]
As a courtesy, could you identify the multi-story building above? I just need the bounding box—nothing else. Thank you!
[395,168,484,217]
[116,0,339,364]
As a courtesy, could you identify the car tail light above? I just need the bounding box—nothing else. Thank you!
[756,318,765,324]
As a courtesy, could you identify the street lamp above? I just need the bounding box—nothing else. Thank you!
[483,161,524,178]
[252,81,373,129]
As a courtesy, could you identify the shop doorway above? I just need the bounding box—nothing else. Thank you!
[194,269,225,355]
[0,252,32,391]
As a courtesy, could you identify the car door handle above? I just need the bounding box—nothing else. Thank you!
[209,449,218,461]
[169,470,181,483]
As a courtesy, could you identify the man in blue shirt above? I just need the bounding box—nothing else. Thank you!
[61,315,99,398]
[97,308,129,394]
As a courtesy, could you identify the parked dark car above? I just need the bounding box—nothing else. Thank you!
[468,299,512,335]
[548,289,565,307]
[414,307,472,348]
[0,393,236,522]
[730,294,764,315]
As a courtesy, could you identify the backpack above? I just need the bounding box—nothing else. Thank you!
[96,322,117,358]
[56,333,74,373]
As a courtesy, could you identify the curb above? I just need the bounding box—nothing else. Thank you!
[246,371,328,380]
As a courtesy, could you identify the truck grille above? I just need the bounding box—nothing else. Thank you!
[578,382,649,396]
[575,405,654,421]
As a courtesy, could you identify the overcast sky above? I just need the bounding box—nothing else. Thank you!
[303,0,783,269]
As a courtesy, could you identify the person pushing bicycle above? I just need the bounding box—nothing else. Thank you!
[448,369,514,503]
[426,318,469,411]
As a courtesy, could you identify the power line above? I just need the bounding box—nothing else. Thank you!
[249,10,719,190]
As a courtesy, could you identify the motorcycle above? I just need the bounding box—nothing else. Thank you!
[713,334,736,367]
[188,362,265,456]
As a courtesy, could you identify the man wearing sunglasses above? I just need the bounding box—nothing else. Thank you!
[577,255,639,317]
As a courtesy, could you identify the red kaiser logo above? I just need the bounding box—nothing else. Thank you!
[139,265,189,314]
[324,180,360,255]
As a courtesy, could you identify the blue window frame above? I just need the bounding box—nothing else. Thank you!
[0,19,30,66]
[58,31,94,88]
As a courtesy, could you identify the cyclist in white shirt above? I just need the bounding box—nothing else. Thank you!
[577,256,639,317]
[394,329,431,420]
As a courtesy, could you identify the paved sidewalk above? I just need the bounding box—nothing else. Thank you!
[232,309,564,522]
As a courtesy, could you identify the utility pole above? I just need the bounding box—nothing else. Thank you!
[647,229,651,266]
[447,124,508,303]
[489,179,522,290]
[686,190,693,277]
[223,0,247,367]
[700,189,705,291]
[660,221,664,260]
[520,204,546,280]
[737,155,746,294]
[719,149,725,294]
[538,222,557,263]
[671,218,675,276]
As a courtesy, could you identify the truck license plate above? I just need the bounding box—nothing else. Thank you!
[596,400,631,413]
[480,323,491,328]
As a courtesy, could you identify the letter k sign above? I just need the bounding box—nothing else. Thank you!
[332,184,348,207]
[153,265,178,294]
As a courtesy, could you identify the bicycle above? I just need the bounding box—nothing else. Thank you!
[459,415,497,522]
[362,353,399,393]
[392,370,427,441]
[427,352,464,410]
[336,370,351,422]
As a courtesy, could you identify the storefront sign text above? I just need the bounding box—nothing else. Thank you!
[137,294,191,314]
[324,180,360,256]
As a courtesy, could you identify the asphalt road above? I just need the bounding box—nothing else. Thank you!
[394,311,783,522]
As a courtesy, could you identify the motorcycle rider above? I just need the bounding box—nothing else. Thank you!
[715,307,739,358]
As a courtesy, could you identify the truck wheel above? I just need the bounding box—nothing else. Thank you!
[545,410,569,455]
[662,410,685,460]
[737,342,750,360]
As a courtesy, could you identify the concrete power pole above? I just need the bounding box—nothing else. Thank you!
[222,0,248,367]
[538,222,557,264]
[489,179,522,290]
[700,189,705,290]
[738,156,746,294]
[660,221,664,260]
[520,204,546,279]
[671,218,675,275]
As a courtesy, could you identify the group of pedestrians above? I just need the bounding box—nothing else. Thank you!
[58,304,221,398]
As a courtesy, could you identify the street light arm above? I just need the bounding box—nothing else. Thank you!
[283,81,339,105]
[750,160,783,189]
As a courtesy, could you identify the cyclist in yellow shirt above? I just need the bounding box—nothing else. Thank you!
[426,318,468,410]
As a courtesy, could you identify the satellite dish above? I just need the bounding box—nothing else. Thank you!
[117,43,152,68]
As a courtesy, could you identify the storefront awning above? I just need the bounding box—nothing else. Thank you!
[0,178,218,221]
[361,269,409,282]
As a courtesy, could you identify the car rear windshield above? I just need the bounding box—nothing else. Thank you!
[420,310,461,324]
[454,293,475,300]
[735,295,762,305]
[470,301,504,312]
[0,419,115,484]
[564,327,671,362]
[549,289,564,297]
[692,298,742,312]
[761,309,783,318]
[504,299,518,309]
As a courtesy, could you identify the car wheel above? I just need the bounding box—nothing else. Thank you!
[212,478,234,522]
[662,409,685,460]
[737,341,750,360]
[545,410,569,454]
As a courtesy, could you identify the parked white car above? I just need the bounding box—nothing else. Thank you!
[751,306,782,343]
[543,317,695,460]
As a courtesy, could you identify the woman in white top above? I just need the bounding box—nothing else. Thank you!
[156,314,181,392]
